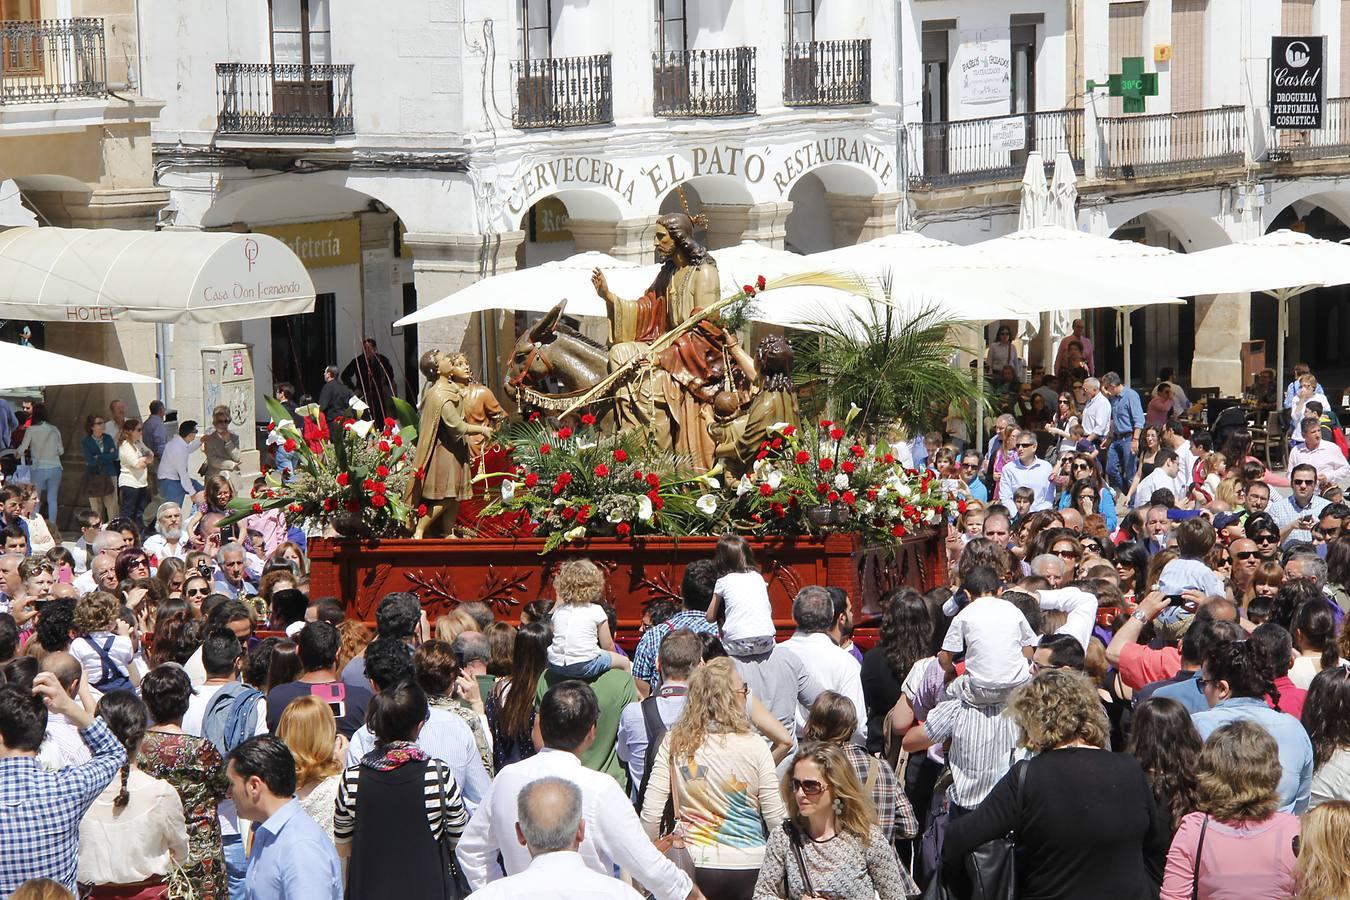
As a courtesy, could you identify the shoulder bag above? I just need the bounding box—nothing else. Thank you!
[923,760,1028,900]
[431,760,472,900]
[781,819,817,898]
[651,740,697,881]
[1190,814,1209,900]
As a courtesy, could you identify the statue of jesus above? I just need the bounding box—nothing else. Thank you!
[590,212,755,470]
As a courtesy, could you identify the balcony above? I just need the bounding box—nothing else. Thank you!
[1272,97,1350,162]
[783,39,870,107]
[511,54,612,129]
[653,47,756,118]
[907,109,1085,188]
[216,63,354,137]
[1097,106,1244,178]
[0,17,105,104]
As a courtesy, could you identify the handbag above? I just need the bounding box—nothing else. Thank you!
[923,760,1028,900]
[431,760,472,900]
[651,741,697,881]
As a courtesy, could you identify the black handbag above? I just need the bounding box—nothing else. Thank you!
[923,761,1028,900]
[432,760,473,900]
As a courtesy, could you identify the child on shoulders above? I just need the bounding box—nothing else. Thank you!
[704,534,777,657]
[546,558,632,679]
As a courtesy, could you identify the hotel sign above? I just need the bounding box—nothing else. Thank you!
[1271,36,1325,129]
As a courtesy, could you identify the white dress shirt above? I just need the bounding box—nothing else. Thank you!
[1081,393,1112,440]
[456,749,693,900]
[465,851,642,900]
[780,631,867,744]
[38,712,93,771]
[144,533,188,562]
[346,704,491,812]
[157,435,201,495]
[1132,468,1188,508]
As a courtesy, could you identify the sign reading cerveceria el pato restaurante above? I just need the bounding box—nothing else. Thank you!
[256,218,361,270]
[1271,36,1325,130]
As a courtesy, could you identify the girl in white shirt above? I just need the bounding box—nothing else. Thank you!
[705,534,776,657]
[545,558,632,679]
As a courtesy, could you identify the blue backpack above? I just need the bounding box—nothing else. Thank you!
[201,682,264,756]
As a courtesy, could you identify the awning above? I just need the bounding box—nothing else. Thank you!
[0,341,159,390]
[0,227,316,324]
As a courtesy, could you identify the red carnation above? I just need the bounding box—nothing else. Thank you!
[561,507,576,521]
[267,421,276,432]
[393,436,403,447]
[524,472,539,488]
[884,453,896,464]
[829,427,845,442]
[795,450,811,465]
[742,284,756,296]
[415,467,426,479]
[379,441,391,452]
[289,503,303,515]
[756,274,767,291]
[850,444,865,458]
[770,437,783,450]
[827,491,840,502]
[323,498,336,512]
[373,482,387,495]
[539,443,552,455]
[771,502,786,518]
[958,500,968,514]
[251,503,262,514]
[841,461,856,475]
[633,470,645,481]
[594,463,610,478]
[759,483,773,496]
[557,427,573,440]
[613,449,629,463]
[783,425,797,436]
[818,458,834,472]
[417,503,428,517]
[646,473,660,488]
[819,420,833,428]
[580,413,597,426]
[371,494,388,508]
[755,448,769,462]
[892,524,907,537]
[376,465,389,477]
[529,411,541,422]
[336,472,350,486]
[866,488,878,501]
[816,482,829,494]
[616,522,632,537]
[283,438,297,453]
[577,505,592,523]
[557,472,574,487]
[842,490,856,505]
[363,478,376,491]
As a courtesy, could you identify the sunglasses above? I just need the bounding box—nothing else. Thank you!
[1195,676,1216,692]
[1254,534,1277,544]
[790,778,827,796]
[1292,479,1316,486]
[1234,550,1260,560]
[961,463,979,470]
[186,586,210,597]
[1053,549,1079,559]
[1029,661,1066,675]
[1081,541,1101,553]
[1016,442,1037,449]
[1058,399,1071,405]
[92,419,105,425]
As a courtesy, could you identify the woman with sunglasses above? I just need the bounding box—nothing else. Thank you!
[1303,667,1350,807]
[1112,541,1151,606]
[182,574,212,614]
[115,547,151,583]
[115,418,154,528]
[201,405,240,484]
[754,742,916,900]
[1046,391,1082,457]
[155,557,187,600]
[1060,465,1120,532]
[985,324,1024,381]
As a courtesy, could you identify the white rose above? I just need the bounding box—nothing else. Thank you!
[834,473,850,490]
[696,494,718,515]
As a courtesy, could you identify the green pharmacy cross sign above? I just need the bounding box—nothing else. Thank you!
[1106,57,1158,113]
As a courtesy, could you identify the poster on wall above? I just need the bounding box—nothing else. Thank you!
[1270,36,1325,129]
[956,28,1012,107]
[989,117,1026,153]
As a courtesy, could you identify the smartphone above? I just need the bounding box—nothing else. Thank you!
[309,682,347,720]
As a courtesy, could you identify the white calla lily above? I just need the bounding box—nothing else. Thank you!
[563,526,588,542]
[294,403,322,419]
[767,471,783,490]
[736,477,753,496]
[769,421,791,434]
[349,420,374,438]
[696,494,718,515]
[348,395,369,415]
[638,494,654,522]
[500,479,515,502]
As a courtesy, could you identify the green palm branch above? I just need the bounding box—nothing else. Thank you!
[791,294,988,438]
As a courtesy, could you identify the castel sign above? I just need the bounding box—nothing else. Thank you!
[1271,36,1325,130]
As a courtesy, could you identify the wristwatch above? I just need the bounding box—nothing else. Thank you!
[1131,609,1150,625]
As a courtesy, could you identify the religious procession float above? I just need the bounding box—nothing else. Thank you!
[227,209,979,641]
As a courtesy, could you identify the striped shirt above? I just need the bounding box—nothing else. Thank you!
[333,758,468,847]
[922,688,1021,810]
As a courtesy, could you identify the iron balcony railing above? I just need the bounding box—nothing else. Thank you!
[1097,106,1245,178]
[216,63,355,136]
[906,108,1085,187]
[783,38,870,107]
[0,17,105,104]
[653,47,756,117]
[511,53,612,129]
[1273,96,1350,161]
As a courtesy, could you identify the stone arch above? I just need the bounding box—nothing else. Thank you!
[784,172,832,253]
[657,174,755,215]
[777,158,886,199]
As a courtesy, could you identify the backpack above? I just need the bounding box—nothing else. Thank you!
[85,634,134,693]
[201,682,264,756]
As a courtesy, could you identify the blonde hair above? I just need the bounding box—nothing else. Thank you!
[276,695,342,787]
[434,608,479,645]
[783,742,878,842]
[1296,800,1350,900]
[554,559,605,607]
[1008,669,1110,754]
[9,880,74,900]
[1196,719,1281,822]
[1204,452,1227,478]
[73,591,120,634]
[668,657,752,763]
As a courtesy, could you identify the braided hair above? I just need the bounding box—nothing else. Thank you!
[95,690,149,810]
[1204,640,1280,712]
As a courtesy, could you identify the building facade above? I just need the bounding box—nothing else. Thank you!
[137,0,1350,419]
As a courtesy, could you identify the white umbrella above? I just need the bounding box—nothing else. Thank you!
[0,341,159,391]
[1017,152,1050,231]
[1049,151,1079,231]
[1155,230,1350,386]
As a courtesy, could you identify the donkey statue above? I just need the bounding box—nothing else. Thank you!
[502,299,616,425]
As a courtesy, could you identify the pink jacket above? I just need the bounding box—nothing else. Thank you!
[1161,811,1299,900]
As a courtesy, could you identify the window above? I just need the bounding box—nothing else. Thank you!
[269,0,331,67]
[1,0,40,76]
[656,0,687,55]
[519,0,552,61]
[786,0,815,45]
[1,0,38,20]
[272,293,336,400]
[1010,24,1037,114]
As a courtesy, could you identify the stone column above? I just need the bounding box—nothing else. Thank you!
[1191,292,1250,395]
[568,216,657,264]
[701,201,794,250]
[403,230,525,396]
[358,211,400,391]
[826,192,902,246]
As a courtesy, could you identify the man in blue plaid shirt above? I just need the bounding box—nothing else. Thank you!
[630,560,721,695]
[0,672,125,898]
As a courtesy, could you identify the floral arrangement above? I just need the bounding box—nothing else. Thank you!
[221,395,422,537]
[483,404,956,549]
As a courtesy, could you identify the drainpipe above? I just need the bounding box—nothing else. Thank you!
[895,0,909,231]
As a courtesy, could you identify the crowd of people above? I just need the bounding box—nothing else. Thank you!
[3,361,1350,900]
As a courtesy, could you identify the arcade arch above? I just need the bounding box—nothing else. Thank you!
[1264,193,1350,385]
